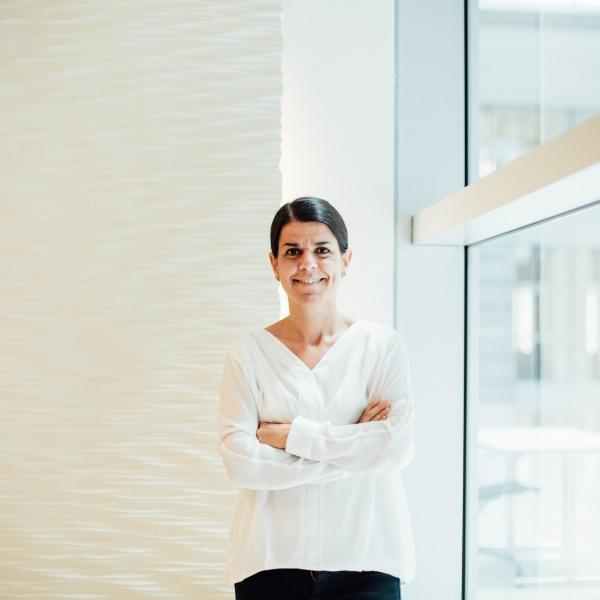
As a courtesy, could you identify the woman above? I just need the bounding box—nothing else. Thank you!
[217,197,416,599]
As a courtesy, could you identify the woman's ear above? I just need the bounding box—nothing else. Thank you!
[342,248,352,272]
[268,251,279,280]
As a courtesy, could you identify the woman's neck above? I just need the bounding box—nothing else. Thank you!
[282,310,352,345]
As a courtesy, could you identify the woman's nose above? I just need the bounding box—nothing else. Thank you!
[298,252,317,271]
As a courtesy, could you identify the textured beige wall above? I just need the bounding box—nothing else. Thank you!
[1,2,281,598]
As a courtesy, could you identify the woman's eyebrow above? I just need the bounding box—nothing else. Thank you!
[283,241,331,247]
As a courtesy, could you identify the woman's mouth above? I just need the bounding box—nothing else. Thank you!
[292,277,327,286]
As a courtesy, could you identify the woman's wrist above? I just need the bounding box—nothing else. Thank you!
[256,422,291,450]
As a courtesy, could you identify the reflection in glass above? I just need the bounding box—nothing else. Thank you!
[468,205,600,599]
[475,0,600,179]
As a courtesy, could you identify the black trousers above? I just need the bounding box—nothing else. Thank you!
[234,568,401,600]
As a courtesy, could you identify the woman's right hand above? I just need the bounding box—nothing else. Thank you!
[356,399,391,423]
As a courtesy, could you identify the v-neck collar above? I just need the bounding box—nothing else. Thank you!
[258,320,363,373]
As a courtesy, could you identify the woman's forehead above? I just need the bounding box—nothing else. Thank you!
[280,221,333,243]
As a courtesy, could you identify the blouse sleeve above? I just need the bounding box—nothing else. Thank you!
[217,344,352,490]
[284,331,415,473]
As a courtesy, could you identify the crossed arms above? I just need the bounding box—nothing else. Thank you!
[216,333,415,490]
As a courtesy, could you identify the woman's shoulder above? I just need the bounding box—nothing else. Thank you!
[221,326,264,366]
[357,319,406,346]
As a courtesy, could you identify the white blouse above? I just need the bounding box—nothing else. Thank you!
[216,319,416,586]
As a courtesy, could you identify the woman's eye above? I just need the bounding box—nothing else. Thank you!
[284,247,330,256]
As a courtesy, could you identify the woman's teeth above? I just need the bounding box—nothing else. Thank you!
[294,278,325,284]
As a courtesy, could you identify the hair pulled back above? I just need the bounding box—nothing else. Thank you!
[270,197,349,258]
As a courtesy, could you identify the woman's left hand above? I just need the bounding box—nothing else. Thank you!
[257,422,291,449]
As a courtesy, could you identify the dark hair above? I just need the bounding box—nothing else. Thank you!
[270,197,349,258]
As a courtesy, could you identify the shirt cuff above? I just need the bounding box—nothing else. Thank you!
[285,415,322,459]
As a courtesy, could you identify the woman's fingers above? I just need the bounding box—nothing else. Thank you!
[375,408,390,420]
[358,404,374,423]
[359,402,376,422]
[372,406,390,420]
[368,399,390,417]
[358,399,391,423]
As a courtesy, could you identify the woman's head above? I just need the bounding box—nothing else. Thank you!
[268,197,352,305]
[270,197,348,258]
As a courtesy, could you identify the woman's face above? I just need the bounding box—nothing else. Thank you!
[269,220,351,304]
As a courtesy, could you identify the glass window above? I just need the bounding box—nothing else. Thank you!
[467,204,600,598]
[473,0,600,179]
[468,3,600,594]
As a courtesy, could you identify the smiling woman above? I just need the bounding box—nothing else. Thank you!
[217,197,416,600]
[268,197,351,301]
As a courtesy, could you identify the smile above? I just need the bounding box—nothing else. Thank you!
[293,278,327,285]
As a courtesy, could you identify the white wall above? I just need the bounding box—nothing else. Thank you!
[282,1,467,599]
[282,0,395,324]
[396,1,466,599]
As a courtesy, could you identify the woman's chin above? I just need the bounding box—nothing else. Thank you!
[291,286,337,301]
